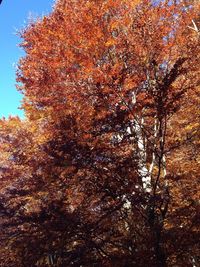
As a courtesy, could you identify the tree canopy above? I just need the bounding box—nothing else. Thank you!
[0,0,200,266]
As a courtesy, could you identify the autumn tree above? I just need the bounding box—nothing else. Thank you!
[0,0,199,266]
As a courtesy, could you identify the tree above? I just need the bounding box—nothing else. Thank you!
[0,0,199,266]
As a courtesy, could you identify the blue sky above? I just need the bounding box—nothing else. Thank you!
[0,0,54,118]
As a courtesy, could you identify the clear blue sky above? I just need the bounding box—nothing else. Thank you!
[0,0,54,118]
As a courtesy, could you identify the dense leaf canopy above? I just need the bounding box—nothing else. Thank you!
[0,0,199,266]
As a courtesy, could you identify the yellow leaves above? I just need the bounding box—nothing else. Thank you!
[185,122,199,132]
[122,0,141,7]
[85,1,94,9]
[31,47,39,55]
[124,77,136,90]
[48,29,55,36]
[110,21,119,30]
[34,132,48,146]
[105,39,117,47]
